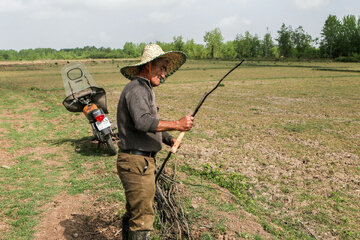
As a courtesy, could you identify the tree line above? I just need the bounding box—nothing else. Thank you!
[1,15,359,62]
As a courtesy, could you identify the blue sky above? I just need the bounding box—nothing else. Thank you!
[1,0,359,50]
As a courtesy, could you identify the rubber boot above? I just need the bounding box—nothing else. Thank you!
[129,230,151,240]
[121,214,130,240]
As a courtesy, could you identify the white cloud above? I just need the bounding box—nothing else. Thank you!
[242,18,252,26]
[0,0,196,20]
[220,0,248,4]
[215,16,252,41]
[1,0,359,50]
[0,0,26,12]
[0,0,197,13]
[293,0,331,10]
[218,16,238,27]
[218,16,251,28]
[344,6,359,15]
[99,32,112,43]
[148,11,176,23]
[0,0,83,19]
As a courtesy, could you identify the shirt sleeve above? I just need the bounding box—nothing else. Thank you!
[125,86,159,133]
[162,131,174,146]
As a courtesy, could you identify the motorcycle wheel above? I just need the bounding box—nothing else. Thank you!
[105,136,117,156]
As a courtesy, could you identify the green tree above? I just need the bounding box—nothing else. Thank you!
[123,42,137,57]
[234,33,248,58]
[262,33,274,58]
[320,14,360,59]
[19,49,41,60]
[0,50,17,60]
[291,26,313,58]
[172,36,185,51]
[320,15,341,58]
[357,17,360,53]
[221,41,237,59]
[203,28,224,59]
[234,32,251,58]
[234,31,262,58]
[156,41,173,52]
[276,23,293,58]
[184,39,197,58]
[340,15,358,56]
[184,39,207,59]
[249,33,261,57]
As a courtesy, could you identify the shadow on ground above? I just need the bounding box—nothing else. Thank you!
[51,136,118,157]
[60,212,122,240]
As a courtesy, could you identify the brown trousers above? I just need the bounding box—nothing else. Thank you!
[117,153,156,231]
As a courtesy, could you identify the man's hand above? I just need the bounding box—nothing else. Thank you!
[170,138,181,148]
[157,115,194,132]
[177,115,194,131]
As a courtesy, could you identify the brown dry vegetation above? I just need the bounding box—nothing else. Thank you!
[0,59,359,240]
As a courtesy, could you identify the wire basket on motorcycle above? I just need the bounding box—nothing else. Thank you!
[61,62,108,113]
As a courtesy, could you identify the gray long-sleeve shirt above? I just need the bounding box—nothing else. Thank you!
[116,76,173,152]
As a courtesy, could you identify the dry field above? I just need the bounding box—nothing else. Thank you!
[0,59,359,239]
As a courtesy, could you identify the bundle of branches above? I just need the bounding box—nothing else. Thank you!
[154,164,192,240]
[153,61,244,239]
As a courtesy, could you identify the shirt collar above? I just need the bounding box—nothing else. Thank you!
[133,76,152,89]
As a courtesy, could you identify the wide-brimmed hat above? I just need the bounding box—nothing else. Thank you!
[120,43,186,80]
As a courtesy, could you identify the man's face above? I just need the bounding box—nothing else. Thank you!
[150,59,168,87]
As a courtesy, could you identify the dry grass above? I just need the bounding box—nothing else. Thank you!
[0,59,359,239]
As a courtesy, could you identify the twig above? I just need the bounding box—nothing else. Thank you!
[299,221,318,240]
[154,167,192,239]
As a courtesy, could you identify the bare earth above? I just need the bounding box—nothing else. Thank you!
[34,192,122,240]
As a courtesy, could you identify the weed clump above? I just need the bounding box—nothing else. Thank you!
[183,163,250,202]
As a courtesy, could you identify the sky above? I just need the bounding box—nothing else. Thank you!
[1,0,359,50]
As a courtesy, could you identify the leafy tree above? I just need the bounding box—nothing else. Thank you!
[303,46,320,59]
[184,39,196,58]
[291,26,313,58]
[320,15,341,58]
[0,50,17,60]
[221,41,237,59]
[357,17,360,53]
[320,14,360,59]
[340,15,358,56]
[7,21,360,61]
[172,36,185,51]
[19,49,40,60]
[234,33,249,58]
[276,23,293,58]
[156,41,173,52]
[271,46,280,59]
[184,39,198,58]
[203,28,224,59]
[234,32,246,58]
[234,31,262,58]
[184,39,207,59]
[123,42,137,57]
[262,33,274,58]
[249,34,261,57]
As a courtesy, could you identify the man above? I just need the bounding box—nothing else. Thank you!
[116,43,194,240]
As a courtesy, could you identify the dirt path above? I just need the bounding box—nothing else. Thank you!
[34,192,122,240]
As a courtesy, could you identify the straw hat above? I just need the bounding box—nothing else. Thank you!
[120,43,186,80]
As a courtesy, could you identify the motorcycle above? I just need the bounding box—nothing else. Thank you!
[61,61,117,155]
